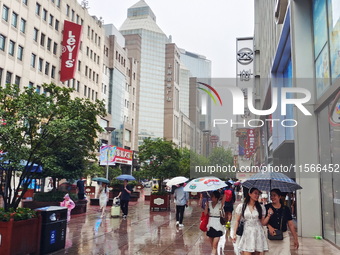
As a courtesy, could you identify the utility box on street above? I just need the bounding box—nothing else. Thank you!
[35,206,67,254]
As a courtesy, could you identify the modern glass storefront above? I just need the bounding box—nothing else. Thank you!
[313,0,340,246]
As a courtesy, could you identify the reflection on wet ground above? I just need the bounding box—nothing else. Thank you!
[51,189,339,255]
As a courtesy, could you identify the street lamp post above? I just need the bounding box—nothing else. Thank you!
[104,126,115,180]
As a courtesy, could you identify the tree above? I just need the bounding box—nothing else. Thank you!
[0,83,106,210]
[177,148,191,177]
[208,147,235,179]
[138,138,180,191]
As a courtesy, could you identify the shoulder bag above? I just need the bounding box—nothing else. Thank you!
[219,208,226,225]
[268,207,284,240]
[236,220,244,236]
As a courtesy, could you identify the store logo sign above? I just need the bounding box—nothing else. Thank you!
[60,21,82,82]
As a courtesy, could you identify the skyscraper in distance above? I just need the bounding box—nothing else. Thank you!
[120,0,169,145]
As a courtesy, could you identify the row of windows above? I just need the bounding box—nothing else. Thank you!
[86,46,100,64]
[33,28,58,54]
[0,68,21,88]
[0,34,24,60]
[83,85,98,101]
[124,99,135,111]
[116,51,126,67]
[30,54,56,78]
[36,3,60,31]
[0,67,98,104]
[84,65,99,84]
[2,5,27,34]
[87,26,101,47]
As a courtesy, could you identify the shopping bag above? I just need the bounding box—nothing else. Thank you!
[199,212,209,232]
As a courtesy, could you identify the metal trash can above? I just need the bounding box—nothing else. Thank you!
[35,206,67,254]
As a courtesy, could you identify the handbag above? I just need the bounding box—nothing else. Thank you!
[268,208,284,240]
[219,208,226,225]
[199,212,209,232]
[236,220,244,236]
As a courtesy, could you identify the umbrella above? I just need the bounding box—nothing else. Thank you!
[242,172,302,192]
[166,176,189,187]
[234,181,241,186]
[183,177,227,192]
[92,177,110,184]
[115,174,135,181]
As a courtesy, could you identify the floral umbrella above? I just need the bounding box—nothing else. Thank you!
[183,177,227,192]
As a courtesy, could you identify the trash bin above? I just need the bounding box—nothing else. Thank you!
[35,206,67,254]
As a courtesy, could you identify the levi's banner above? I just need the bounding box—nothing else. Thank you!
[99,146,133,165]
[60,20,82,82]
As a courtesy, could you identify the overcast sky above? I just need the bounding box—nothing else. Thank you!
[82,0,255,77]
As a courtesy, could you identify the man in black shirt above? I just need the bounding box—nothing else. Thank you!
[117,179,132,218]
[76,178,86,200]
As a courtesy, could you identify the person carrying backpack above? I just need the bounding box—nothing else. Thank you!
[222,181,236,229]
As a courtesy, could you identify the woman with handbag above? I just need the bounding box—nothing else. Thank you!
[263,189,299,254]
[232,187,268,255]
[204,190,225,255]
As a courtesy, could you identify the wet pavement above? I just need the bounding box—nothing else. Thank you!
[50,189,340,255]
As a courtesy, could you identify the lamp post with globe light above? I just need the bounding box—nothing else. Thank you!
[104,126,115,179]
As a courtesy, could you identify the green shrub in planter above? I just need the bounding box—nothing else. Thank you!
[151,191,169,196]
[33,191,77,202]
[0,208,37,222]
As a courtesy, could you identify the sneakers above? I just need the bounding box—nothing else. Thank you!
[176,221,179,226]
[122,215,127,219]
[179,224,184,227]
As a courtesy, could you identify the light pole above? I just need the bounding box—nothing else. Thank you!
[104,126,115,179]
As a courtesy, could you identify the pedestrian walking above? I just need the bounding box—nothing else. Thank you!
[174,183,189,227]
[117,179,132,218]
[263,189,299,255]
[232,187,268,255]
[222,181,236,229]
[76,177,86,200]
[60,193,75,223]
[99,182,109,218]
[205,190,225,255]
[199,191,211,210]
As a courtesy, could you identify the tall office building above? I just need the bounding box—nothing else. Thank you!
[119,0,169,144]
[179,49,212,131]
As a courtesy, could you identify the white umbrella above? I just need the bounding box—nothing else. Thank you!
[166,176,189,187]
[183,177,227,192]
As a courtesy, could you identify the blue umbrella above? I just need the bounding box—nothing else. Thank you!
[92,177,110,184]
[115,174,135,181]
[242,172,302,192]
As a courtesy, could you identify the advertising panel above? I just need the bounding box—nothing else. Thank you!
[60,21,82,82]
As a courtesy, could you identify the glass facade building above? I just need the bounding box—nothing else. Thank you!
[179,49,212,130]
[120,1,169,143]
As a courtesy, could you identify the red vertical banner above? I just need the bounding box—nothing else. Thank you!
[247,129,255,158]
[60,20,82,82]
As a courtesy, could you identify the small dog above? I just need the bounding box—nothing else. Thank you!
[217,232,226,255]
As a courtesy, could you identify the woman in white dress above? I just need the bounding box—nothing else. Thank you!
[232,187,268,255]
[204,190,225,255]
[99,182,108,217]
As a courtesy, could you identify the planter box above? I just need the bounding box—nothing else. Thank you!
[150,194,170,211]
[17,188,34,198]
[85,186,95,196]
[0,216,42,255]
[22,200,87,215]
[135,184,144,190]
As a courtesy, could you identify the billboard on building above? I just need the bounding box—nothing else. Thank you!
[100,146,133,166]
[60,21,82,82]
